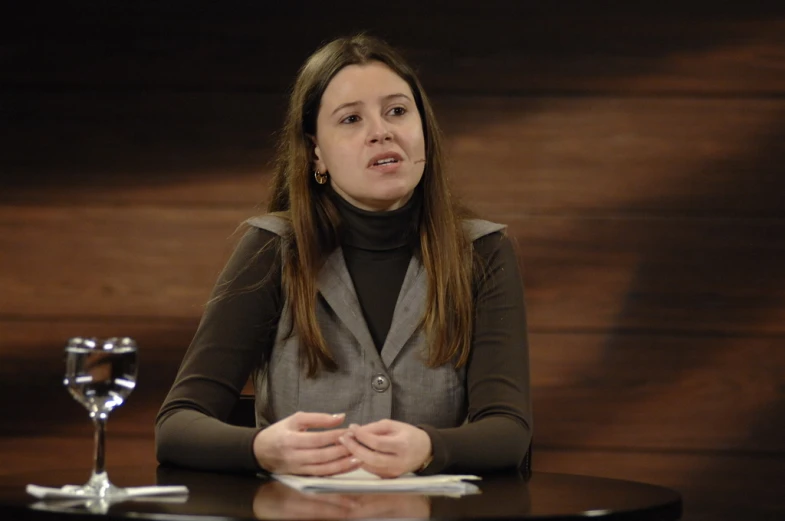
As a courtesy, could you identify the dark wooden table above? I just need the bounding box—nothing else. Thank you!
[0,464,681,520]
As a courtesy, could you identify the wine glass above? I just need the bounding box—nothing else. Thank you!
[63,336,139,498]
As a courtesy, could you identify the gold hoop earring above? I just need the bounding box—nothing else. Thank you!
[314,169,328,185]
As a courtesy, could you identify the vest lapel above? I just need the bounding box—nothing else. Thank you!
[380,256,427,367]
[316,248,377,356]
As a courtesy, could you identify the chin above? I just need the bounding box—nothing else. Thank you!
[372,185,416,209]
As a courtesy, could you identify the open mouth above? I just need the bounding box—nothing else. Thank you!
[373,158,399,166]
[368,152,404,167]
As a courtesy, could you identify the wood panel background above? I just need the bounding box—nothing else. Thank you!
[2,2,785,520]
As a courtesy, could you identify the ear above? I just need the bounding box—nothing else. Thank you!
[309,134,327,173]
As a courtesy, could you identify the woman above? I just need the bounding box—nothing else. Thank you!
[156,34,532,478]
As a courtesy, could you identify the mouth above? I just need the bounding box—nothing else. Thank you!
[368,152,403,167]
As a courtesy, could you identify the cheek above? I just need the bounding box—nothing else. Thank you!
[405,129,426,157]
[403,120,426,152]
[399,127,425,155]
[317,145,339,171]
[324,135,363,167]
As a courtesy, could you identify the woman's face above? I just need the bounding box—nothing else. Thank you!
[313,61,426,212]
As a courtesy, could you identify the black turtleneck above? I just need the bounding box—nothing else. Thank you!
[329,187,421,350]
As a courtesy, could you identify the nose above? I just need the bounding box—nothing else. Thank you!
[367,117,393,144]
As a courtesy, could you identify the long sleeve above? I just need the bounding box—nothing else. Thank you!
[420,231,533,474]
[155,226,283,473]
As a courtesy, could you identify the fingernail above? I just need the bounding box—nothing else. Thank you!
[350,458,360,465]
[332,412,346,418]
[348,423,359,429]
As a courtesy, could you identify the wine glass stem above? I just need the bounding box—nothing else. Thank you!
[93,415,107,476]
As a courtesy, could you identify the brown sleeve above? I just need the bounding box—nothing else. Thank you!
[155,226,283,473]
[419,231,533,474]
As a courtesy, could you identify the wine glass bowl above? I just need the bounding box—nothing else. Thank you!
[64,337,138,420]
[63,336,139,498]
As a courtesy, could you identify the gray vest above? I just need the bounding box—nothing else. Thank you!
[246,215,505,429]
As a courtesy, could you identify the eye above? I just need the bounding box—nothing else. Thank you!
[388,106,407,117]
[340,114,360,124]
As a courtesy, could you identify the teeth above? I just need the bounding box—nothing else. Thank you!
[375,158,397,165]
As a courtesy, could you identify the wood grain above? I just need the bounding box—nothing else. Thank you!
[529,333,785,453]
[1,206,783,334]
[3,4,785,95]
[5,96,785,218]
[0,206,247,319]
[505,214,785,334]
[1,91,282,199]
[443,97,785,218]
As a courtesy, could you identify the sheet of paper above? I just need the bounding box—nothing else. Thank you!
[273,468,481,495]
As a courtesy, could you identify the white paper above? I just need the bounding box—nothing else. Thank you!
[26,484,189,500]
[273,468,481,495]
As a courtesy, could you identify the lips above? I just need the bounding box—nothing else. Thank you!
[367,151,403,167]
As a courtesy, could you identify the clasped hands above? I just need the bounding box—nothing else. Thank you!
[252,412,432,478]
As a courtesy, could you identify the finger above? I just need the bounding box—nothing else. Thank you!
[288,428,349,449]
[358,462,404,479]
[289,411,346,431]
[350,419,396,435]
[348,427,398,454]
[298,454,362,477]
[340,432,395,468]
[289,443,352,465]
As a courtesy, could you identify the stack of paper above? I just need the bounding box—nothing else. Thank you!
[273,469,480,496]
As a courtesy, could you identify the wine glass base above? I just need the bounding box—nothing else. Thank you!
[61,471,129,499]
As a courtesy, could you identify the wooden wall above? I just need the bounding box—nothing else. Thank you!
[2,2,785,519]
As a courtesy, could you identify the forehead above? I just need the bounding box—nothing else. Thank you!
[320,61,413,108]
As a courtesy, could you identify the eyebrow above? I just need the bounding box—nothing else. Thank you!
[330,93,412,116]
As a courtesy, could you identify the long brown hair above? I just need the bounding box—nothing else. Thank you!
[269,34,474,377]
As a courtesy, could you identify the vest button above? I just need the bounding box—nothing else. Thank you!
[371,374,390,392]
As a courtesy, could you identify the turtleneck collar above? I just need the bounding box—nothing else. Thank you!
[328,185,421,251]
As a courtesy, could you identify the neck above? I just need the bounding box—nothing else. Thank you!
[328,186,421,251]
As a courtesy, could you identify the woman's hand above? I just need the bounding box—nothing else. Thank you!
[253,411,361,476]
[339,419,432,478]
